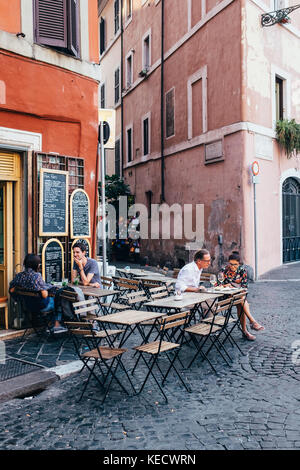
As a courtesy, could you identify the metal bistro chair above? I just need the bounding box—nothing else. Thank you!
[217,290,248,356]
[69,298,124,344]
[132,311,191,402]
[65,321,136,404]
[12,288,54,341]
[184,297,235,373]
[100,276,114,289]
[101,278,142,314]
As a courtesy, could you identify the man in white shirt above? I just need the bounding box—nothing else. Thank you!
[175,249,211,293]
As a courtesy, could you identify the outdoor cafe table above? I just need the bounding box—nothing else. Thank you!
[144,291,223,319]
[96,309,163,347]
[116,268,151,278]
[135,274,176,283]
[70,285,120,315]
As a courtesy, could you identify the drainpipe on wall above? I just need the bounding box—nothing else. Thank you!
[160,0,165,203]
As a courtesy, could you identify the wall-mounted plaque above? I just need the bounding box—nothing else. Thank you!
[205,140,224,164]
[41,238,64,284]
[39,168,68,236]
[70,189,91,239]
[71,238,91,271]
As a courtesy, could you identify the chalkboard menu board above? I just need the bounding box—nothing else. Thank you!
[42,238,64,284]
[70,189,90,238]
[39,169,69,236]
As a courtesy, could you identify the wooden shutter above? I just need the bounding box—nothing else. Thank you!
[100,17,105,55]
[35,0,68,48]
[114,0,120,34]
[68,0,79,57]
[114,68,120,104]
[115,139,120,177]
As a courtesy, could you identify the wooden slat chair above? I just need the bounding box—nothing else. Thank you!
[101,276,114,289]
[65,321,136,403]
[12,287,54,340]
[217,290,248,355]
[113,277,141,293]
[184,297,234,373]
[141,278,166,298]
[71,298,124,340]
[101,278,141,314]
[149,286,169,300]
[132,311,191,402]
[172,268,180,279]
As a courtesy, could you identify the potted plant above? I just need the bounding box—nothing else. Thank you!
[276,119,300,159]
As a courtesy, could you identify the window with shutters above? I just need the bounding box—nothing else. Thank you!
[166,88,175,139]
[100,83,105,109]
[126,52,133,88]
[115,138,121,177]
[114,0,120,35]
[34,0,80,58]
[142,31,151,71]
[275,76,284,121]
[114,67,120,105]
[126,125,133,163]
[142,113,151,157]
[100,16,106,55]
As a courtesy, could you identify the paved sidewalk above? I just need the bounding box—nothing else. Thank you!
[0,263,299,450]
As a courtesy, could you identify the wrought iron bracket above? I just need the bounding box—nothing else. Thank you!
[261,3,300,27]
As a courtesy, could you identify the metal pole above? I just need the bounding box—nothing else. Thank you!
[100,122,107,276]
[253,181,258,281]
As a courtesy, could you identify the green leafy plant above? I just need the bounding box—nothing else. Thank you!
[276,119,300,159]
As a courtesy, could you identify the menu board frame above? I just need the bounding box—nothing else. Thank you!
[70,188,91,239]
[41,238,65,284]
[39,168,69,236]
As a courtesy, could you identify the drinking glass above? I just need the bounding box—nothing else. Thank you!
[210,274,216,288]
[218,272,224,285]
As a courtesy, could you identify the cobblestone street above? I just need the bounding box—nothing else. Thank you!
[0,263,299,451]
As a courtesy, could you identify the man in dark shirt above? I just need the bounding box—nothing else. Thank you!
[9,254,67,333]
[71,242,101,287]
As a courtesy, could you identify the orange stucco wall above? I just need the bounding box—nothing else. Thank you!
[89,0,99,63]
[0,50,99,251]
[0,0,21,33]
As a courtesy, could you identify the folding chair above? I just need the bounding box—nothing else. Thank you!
[172,268,180,279]
[132,311,191,402]
[12,288,54,341]
[217,291,248,355]
[149,285,169,300]
[101,276,114,288]
[185,297,234,373]
[65,321,136,403]
[113,277,141,293]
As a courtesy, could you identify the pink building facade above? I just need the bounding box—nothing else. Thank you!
[100,0,300,276]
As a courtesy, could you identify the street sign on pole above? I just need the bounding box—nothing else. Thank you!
[251,161,260,281]
[98,109,116,149]
[98,109,116,276]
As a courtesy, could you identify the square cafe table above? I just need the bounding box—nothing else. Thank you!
[72,285,120,315]
[96,309,163,347]
[144,291,223,320]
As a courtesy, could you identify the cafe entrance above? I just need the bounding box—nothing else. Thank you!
[0,152,22,327]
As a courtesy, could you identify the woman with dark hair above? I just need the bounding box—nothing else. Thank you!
[218,251,264,341]
[9,254,66,333]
